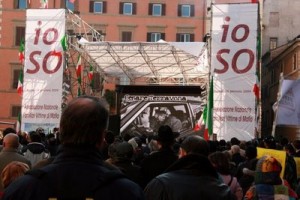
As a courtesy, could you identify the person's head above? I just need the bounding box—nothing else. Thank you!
[245,145,257,160]
[2,128,17,137]
[59,96,109,147]
[263,135,276,149]
[230,137,240,146]
[36,127,45,135]
[156,110,167,122]
[105,130,115,145]
[255,155,282,185]
[3,133,19,149]
[108,141,134,162]
[28,131,42,143]
[154,125,178,147]
[208,151,231,175]
[230,145,240,155]
[1,161,29,189]
[179,135,209,158]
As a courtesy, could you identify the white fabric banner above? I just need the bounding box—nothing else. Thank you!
[211,4,258,141]
[21,9,65,133]
[276,79,300,126]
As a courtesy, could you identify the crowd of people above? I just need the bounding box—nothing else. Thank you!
[0,95,300,199]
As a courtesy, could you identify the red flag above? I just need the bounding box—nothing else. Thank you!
[251,0,258,3]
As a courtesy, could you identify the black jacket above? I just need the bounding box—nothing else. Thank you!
[140,147,178,187]
[144,154,235,200]
[2,145,144,200]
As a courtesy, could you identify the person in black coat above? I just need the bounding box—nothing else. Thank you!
[144,135,235,200]
[140,125,178,187]
[2,96,144,200]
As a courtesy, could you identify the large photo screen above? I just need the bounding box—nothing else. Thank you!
[116,85,205,139]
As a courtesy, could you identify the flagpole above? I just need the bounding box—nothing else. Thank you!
[206,0,214,141]
[271,72,284,137]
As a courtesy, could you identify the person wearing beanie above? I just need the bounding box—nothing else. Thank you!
[244,155,297,200]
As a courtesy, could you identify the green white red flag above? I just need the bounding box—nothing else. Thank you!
[88,64,94,88]
[19,39,25,64]
[60,34,68,51]
[76,55,82,84]
[16,112,21,133]
[253,71,260,100]
[17,70,23,96]
[41,0,48,8]
[204,76,214,141]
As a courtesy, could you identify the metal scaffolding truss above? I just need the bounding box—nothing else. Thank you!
[66,10,209,86]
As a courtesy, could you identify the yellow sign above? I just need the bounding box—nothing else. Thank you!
[294,157,300,179]
[256,147,286,178]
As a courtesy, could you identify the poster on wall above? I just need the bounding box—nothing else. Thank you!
[116,85,205,138]
[21,9,65,133]
[211,4,258,141]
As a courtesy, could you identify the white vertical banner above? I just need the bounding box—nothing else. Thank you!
[276,79,300,126]
[211,4,258,141]
[21,9,65,133]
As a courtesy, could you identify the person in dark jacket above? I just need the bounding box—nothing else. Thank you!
[2,96,144,200]
[140,125,178,187]
[106,141,143,187]
[144,135,235,200]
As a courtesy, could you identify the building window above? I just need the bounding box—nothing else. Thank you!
[269,37,277,50]
[147,32,165,42]
[11,106,21,118]
[176,33,194,42]
[14,0,27,9]
[271,69,275,84]
[94,2,103,13]
[120,2,136,15]
[148,4,166,16]
[90,1,107,13]
[178,5,194,17]
[12,69,22,89]
[122,31,132,41]
[15,26,25,46]
[269,12,279,27]
[293,54,297,70]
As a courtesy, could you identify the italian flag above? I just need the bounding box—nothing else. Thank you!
[17,70,23,96]
[88,64,94,88]
[194,107,206,131]
[253,71,260,100]
[204,76,214,141]
[76,55,82,84]
[41,0,48,8]
[16,112,21,133]
[19,39,25,64]
[60,35,68,51]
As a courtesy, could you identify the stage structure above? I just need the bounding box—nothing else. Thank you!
[64,10,209,93]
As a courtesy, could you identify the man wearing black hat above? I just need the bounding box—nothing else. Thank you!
[140,125,178,187]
